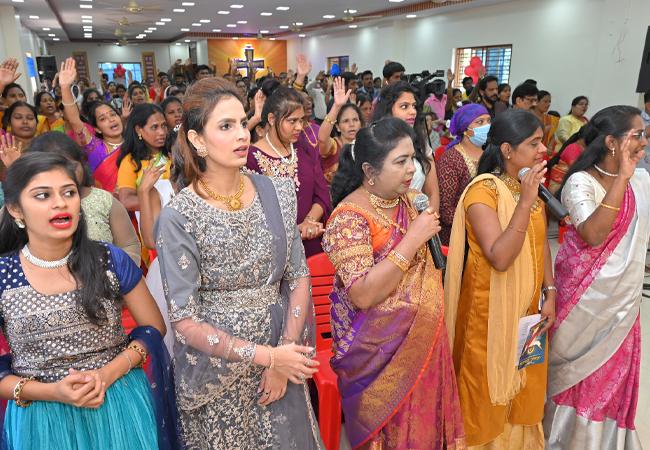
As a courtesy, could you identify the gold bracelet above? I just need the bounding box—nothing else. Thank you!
[14,376,35,407]
[267,345,275,370]
[127,343,148,368]
[599,202,620,212]
[292,82,304,90]
[62,101,76,107]
[306,215,317,222]
[508,225,526,233]
[387,250,410,273]
[324,116,337,125]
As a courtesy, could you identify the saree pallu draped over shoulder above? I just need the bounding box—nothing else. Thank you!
[323,191,465,450]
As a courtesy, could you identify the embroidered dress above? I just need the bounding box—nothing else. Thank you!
[543,170,649,450]
[154,175,323,450]
[322,190,466,449]
[0,244,159,450]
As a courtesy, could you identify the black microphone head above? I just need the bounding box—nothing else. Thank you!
[413,193,429,212]
[518,167,531,180]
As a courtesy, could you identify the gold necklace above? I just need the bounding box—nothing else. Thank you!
[458,143,479,178]
[199,174,245,211]
[363,189,407,234]
[363,187,400,208]
[496,171,541,212]
[302,123,318,147]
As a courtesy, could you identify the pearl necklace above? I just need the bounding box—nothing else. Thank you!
[593,165,618,177]
[22,245,72,269]
[265,133,296,165]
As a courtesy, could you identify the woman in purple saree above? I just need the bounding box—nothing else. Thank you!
[322,117,465,449]
[544,106,649,449]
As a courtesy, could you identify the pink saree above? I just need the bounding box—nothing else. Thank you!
[544,171,649,449]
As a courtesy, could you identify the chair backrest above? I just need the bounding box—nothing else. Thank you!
[122,307,137,334]
[441,245,449,257]
[307,253,336,351]
[434,146,446,162]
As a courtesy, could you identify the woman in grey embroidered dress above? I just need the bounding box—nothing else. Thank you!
[155,77,323,449]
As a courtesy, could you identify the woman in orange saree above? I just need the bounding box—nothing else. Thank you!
[322,117,465,450]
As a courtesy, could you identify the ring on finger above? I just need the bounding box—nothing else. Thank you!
[433,211,440,220]
[299,373,306,382]
[425,207,434,215]
[263,391,269,395]
[308,229,312,234]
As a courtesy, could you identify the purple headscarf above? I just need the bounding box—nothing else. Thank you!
[445,103,489,150]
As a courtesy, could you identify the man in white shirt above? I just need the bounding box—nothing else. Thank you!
[306,71,330,125]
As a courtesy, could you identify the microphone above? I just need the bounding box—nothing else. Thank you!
[518,167,570,224]
[413,194,447,270]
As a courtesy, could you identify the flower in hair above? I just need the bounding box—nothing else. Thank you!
[351,139,356,161]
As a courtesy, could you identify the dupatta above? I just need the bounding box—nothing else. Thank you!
[444,174,535,405]
[93,149,120,194]
[327,193,443,448]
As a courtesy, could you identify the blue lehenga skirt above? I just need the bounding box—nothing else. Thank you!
[3,369,158,450]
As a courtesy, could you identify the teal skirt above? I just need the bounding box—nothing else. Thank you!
[3,369,158,450]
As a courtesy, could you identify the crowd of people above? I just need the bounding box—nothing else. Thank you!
[0,48,647,450]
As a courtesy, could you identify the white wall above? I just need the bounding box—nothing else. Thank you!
[288,0,649,115]
[47,42,190,84]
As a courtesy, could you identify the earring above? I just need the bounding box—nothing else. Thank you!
[368,178,375,186]
[138,134,142,140]
[196,146,208,158]
[14,218,25,229]
[507,155,511,160]
[611,147,615,157]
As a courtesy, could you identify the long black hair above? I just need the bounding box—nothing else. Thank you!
[80,88,102,119]
[332,103,363,138]
[568,96,588,115]
[547,125,586,169]
[259,79,304,147]
[478,109,543,176]
[0,153,123,324]
[29,132,94,187]
[372,81,430,173]
[1,83,24,100]
[117,103,169,173]
[330,117,416,208]
[34,91,56,114]
[2,101,38,131]
[555,105,641,199]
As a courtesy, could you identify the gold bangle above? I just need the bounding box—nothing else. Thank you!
[14,376,35,407]
[62,101,76,107]
[127,343,148,368]
[306,215,317,222]
[324,116,337,125]
[387,250,410,273]
[599,202,620,212]
[267,345,275,370]
[508,225,526,233]
[292,82,304,90]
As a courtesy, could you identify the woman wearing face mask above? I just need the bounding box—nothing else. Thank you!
[436,104,490,245]
[318,77,363,185]
[59,58,129,194]
[373,81,439,212]
[445,109,555,448]
[244,79,331,258]
[161,96,183,131]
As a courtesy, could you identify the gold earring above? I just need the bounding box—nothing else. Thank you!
[196,146,208,158]
[14,218,25,229]
[368,178,375,186]
[138,134,142,140]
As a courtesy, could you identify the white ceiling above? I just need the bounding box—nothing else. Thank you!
[2,0,509,44]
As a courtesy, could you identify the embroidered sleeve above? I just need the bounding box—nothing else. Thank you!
[562,172,600,225]
[464,180,498,212]
[322,209,374,293]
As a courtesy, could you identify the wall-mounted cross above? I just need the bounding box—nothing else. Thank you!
[235,47,265,77]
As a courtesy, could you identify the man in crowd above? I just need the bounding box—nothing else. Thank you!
[195,64,212,80]
[357,70,379,101]
[278,72,288,84]
[307,71,330,125]
[327,71,358,112]
[43,76,54,94]
[477,75,506,119]
[511,82,539,111]
[235,79,247,99]
[383,61,405,86]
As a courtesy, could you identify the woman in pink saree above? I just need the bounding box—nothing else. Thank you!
[544,106,649,449]
[322,117,465,449]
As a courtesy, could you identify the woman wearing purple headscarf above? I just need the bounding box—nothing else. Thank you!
[436,104,490,245]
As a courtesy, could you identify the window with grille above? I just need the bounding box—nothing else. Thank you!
[98,62,143,85]
[454,45,512,88]
[327,56,349,73]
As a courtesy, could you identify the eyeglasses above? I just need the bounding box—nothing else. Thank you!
[618,131,647,140]
[524,97,538,104]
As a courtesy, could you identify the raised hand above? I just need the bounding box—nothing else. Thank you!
[174,59,182,66]
[316,70,325,81]
[229,59,238,73]
[98,67,104,77]
[478,67,485,79]
[296,53,312,77]
[185,58,192,67]
[332,77,352,108]
[350,63,357,74]
[121,98,133,119]
[0,59,22,87]
[58,58,77,88]
[153,81,162,97]
[618,130,645,180]
[447,69,454,83]
[254,89,266,113]
[0,133,23,168]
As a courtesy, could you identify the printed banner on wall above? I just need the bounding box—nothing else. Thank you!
[207,39,287,79]
[141,52,157,83]
[72,51,89,82]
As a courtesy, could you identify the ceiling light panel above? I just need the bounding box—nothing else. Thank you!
[260,12,272,16]
[80,5,92,8]
[323,15,335,19]
[276,6,289,10]
[173,9,184,12]
[29,15,39,19]
[230,4,243,8]
[200,19,210,23]
[156,22,165,25]
[218,11,229,14]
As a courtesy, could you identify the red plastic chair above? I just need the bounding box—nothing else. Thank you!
[441,245,449,257]
[307,253,341,450]
[558,224,567,244]
[440,137,451,146]
[434,145,446,162]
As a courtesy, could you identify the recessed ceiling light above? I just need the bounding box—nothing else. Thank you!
[260,30,268,33]
[185,39,190,42]
[181,28,190,31]
[144,30,153,33]
[349,25,357,28]
[323,15,335,19]
[389,0,404,2]
[29,15,39,19]
[81,15,92,18]
[279,25,289,29]
[218,11,229,14]
[276,6,289,10]
[161,18,172,21]
[181,2,194,5]
[230,4,244,8]
[269,38,275,40]
[83,25,92,28]
[348,9,357,13]
[42,27,50,30]
[260,12,272,16]
[237,20,247,24]
[212,29,221,32]
[156,22,164,25]
[200,19,210,23]
[82,19,92,23]
[84,34,92,36]
[136,36,144,39]
[173,9,184,12]
[232,37,238,40]
[148,27,156,30]
[48,33,55,36]
[298,34,305,37]
[12,0,24,3]
[192,23,201,26]
[80,4,92,8]
[227,24,236,27]
[406,14,417,18]
[175,42,181,45]
[295,22,303,25]
[53,38,59,41]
